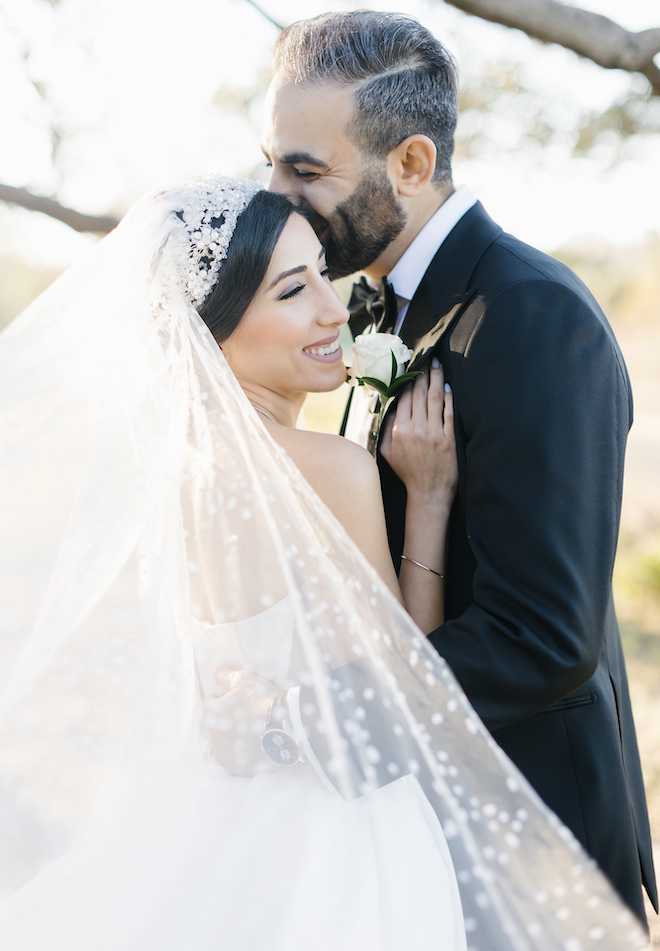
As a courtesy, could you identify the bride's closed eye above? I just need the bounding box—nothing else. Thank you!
[278,283,305,301]
[278,262,330,301]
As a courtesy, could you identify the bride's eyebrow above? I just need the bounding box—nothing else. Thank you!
[267,265,305,291]
[267,248,325,292]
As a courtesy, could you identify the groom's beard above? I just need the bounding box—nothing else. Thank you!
[312,165,406,280]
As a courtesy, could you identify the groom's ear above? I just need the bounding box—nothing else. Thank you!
[387,135,437,198]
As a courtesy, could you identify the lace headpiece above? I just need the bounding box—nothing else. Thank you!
[169,175,263,307]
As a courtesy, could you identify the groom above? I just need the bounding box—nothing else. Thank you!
[262,10,657,923]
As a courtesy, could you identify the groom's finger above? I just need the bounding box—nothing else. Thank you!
[214,667,240,691]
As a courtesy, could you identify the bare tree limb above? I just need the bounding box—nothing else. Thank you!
[2,1,658,235]
[242,0,284,32]
[640,60,660,93]
[0,184,119,234]
[442,0,660,94]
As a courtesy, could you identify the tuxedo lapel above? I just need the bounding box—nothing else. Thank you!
[374,203,502,449]
[400,201,502,354]
[406,290,477,373]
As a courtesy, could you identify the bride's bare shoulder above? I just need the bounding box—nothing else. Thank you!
[274,428,378,497]
[268,425,401,599]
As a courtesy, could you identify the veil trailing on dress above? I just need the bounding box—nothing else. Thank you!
[0,177,648,950]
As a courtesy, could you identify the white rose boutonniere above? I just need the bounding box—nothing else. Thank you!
[347,332,419,401]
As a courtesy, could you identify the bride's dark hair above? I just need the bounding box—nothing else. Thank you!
[197,189,298,343]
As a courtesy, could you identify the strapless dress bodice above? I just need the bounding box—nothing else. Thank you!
[193,596,295,696]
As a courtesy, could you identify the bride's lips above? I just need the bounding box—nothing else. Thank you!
[303,333,343,363]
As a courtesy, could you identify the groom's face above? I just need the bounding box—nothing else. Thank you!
[262,78,405,279]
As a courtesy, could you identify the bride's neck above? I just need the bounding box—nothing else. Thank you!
[238,380,305,428]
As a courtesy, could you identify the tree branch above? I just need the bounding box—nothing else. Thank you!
[0,184,119,234]
[442,0,660,94]
[241,0,284,32]
[3,2,658,237]
[641,59,660,93]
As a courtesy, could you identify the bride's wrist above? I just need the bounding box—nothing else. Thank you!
[404,488,454,519]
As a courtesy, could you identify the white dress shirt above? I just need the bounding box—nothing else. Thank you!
[389,184,476,333]
[343,185,477,448]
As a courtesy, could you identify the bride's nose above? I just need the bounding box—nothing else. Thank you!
[317,281,349,327]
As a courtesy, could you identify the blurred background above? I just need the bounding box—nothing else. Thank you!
[1,0,659,933]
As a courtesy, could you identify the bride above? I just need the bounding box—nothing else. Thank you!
[0,175,647,950]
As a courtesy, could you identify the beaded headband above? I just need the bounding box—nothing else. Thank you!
[171,175,263,308]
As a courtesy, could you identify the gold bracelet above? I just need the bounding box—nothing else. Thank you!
[400,554,445,579]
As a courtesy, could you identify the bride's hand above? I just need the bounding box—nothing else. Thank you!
[380,359,457,506]
[201,667,280,776]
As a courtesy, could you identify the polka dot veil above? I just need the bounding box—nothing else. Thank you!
[0,178,647,950]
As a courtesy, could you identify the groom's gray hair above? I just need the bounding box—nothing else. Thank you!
[273,11,458,183]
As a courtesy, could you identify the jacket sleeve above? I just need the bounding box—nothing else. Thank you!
[429,279,632,732]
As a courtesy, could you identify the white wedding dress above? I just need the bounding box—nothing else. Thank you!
[0,176,648,951]
[0,600,465,951]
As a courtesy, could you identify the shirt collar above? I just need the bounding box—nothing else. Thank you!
[387,185,477,304]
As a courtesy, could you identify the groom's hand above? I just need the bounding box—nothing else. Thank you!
[201,667,280,777]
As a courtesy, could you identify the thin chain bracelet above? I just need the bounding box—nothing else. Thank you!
[400,555,445,579]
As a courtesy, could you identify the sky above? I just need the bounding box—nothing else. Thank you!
[0,0,659,267]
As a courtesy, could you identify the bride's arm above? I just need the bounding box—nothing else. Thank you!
[277,428,403,601]
[380,361,457,634]
[279,364,456,634]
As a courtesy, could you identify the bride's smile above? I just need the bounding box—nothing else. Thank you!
[302,332,341,360]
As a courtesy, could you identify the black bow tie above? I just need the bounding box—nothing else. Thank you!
[348,276,399,337]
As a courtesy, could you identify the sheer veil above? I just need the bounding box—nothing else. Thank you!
[0,176,648,950]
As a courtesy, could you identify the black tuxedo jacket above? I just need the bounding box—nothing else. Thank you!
[362,201,655,921]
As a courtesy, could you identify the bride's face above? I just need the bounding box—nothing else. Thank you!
[222,213,349,397]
